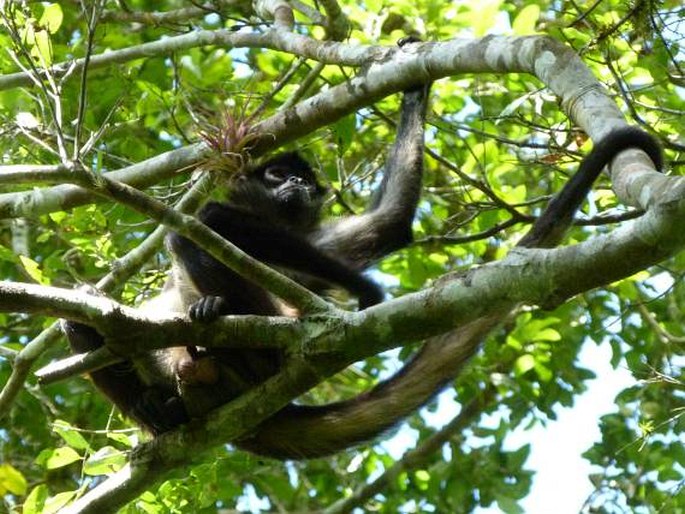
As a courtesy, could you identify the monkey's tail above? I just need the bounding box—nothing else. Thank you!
[517,126,662,248]
[236,315,503,459]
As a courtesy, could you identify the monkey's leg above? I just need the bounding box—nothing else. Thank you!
[62,321,188,434]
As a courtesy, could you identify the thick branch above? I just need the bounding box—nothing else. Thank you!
[0,36,667,220]
[0,28,392,92]
[0,143,206,219]
[10,174,685,385]
[0,281,299,354]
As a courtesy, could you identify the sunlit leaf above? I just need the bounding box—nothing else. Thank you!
[84,446,127,476]
[19,255,45,284]
[0,463,28,496]
[36,447,82,470]
[39,4,63,34]
[52,420,91,451]
[514,354,535,375]
[512,5,540,36]
[23,485,49,514]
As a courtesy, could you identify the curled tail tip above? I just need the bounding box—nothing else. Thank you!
[597,126,663,171]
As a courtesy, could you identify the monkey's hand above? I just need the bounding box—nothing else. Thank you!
[397,35,422,47]
[189,295,229,323]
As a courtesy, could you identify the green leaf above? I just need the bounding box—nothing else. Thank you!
[52,420,91,451]
[23,485,49,514]
[0,244,17,263]
[657,467,682,482]
[467,0,503,37]
[366,0,383,13]
[507,444,531,470]
[32,29,53,66]
[36,447,82,470]
[415,469,430,482]
[107,431,136,448]
[48,211,67,223]
[561,26,592,45]
[332,114,356,155]
[43,490,79,514]
[19,255,45,284]
[39,4,63,34]
[534,362,553,382]
[84,446,127,476]
[496,494,524,514]
[0,463,28,496]
[514,354,535,375]
[534,328,561,342]
[511,5,540,35]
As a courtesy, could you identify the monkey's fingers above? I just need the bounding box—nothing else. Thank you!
[188,295,228,323]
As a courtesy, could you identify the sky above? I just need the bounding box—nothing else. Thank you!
[374,339,634,514]
[502,341,634,513]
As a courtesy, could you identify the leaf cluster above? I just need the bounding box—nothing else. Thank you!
[0,1,683,513]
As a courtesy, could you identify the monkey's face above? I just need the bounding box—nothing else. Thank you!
[228,172,322,229]
[262,165,325,228]
[264,165,319,207]
[229,152,326,228]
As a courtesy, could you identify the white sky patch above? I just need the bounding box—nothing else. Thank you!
[475,341,635,514]
[15,112,39,128]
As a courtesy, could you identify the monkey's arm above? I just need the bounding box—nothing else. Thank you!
[167,203,384,309]
[313,83,430,268]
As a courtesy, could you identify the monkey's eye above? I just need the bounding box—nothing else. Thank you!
[264,167,310,186]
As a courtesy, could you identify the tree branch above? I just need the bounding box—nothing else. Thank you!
[0,172,212,418]
[0,36,668,221]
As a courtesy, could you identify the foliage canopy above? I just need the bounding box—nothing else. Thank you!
[0,1,683,513]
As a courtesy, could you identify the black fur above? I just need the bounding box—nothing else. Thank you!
[63,89,665,458]
[64,150,387,433]
[169,199,384,313]
[518,126,663,248]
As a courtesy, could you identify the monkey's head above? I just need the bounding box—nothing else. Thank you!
[229,152,327,229]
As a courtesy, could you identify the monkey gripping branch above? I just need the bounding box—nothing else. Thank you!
[0,11,681,514]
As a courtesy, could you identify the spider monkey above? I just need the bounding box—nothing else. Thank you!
[63,151,385,433]
[230,125,664,458]
[64,35,429,439]
[64,37,664,458]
